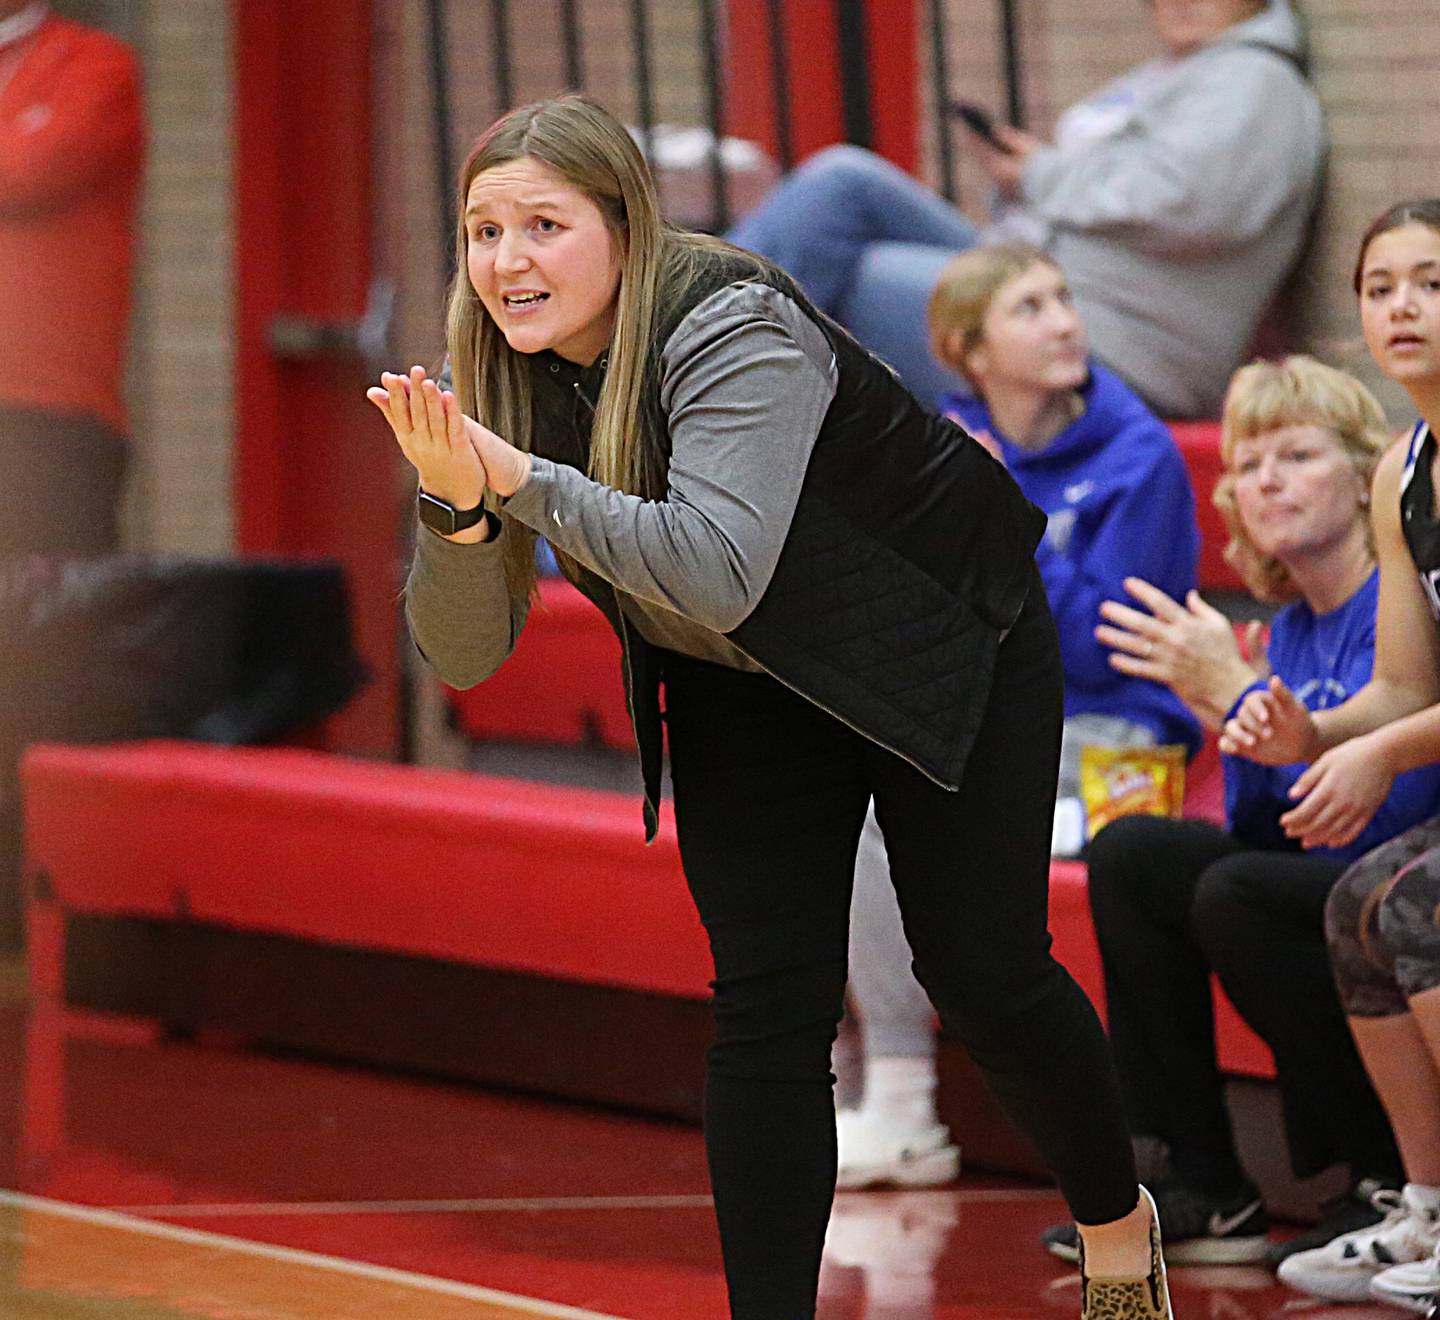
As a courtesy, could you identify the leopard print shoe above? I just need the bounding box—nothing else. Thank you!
[1079,1186,1173,1320]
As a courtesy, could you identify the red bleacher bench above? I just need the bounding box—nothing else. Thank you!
[21,740,711,1005]
[21,737,1271,1091]
[444,578,631,750]
[1169,419,1243,594]
[18,741,720,1178]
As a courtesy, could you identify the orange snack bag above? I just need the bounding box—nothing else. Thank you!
[1079,744,1187,839]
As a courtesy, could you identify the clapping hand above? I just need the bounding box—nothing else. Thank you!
[1095,577,1262,730]
[1219,674,1391,850]
[1218,676,1319,763]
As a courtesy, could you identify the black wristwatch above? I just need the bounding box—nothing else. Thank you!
[417,489,500,539]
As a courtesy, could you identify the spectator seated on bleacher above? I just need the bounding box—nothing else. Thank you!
[727,0,1324,420]
[933,244,1203,837]
[1041,357,1440,1268]
[832,242,1202,1192]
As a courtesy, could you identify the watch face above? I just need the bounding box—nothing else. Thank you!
[417,490,487,535]
[417,490,458,535]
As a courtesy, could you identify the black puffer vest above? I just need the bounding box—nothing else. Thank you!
[528,251,1046,840]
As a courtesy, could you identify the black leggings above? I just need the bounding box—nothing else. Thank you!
[1087,815,1401,1190]
[662,580,1137,1319]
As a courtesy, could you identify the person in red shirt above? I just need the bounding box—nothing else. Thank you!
[0,1,143,555]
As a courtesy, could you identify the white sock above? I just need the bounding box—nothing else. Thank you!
[861,1055,939,1132]
[1404,1183,1440,1216]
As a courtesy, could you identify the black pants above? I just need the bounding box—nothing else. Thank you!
[1087,815,1402,1191]
[0,406,127,558]
[662,579,1136,1319]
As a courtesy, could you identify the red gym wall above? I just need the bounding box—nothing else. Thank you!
[231,0,400,760]
[725,0,919,174]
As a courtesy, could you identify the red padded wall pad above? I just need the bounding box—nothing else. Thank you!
[21,741,712,1000]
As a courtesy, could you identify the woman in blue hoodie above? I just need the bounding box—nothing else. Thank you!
[933,245,1204,791]
[834,243,1201,1195]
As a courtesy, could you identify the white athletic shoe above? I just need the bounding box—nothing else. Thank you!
[1371,1242,1440,1314]
[834,1109,960,1190]
[1277,1184,1440,1304]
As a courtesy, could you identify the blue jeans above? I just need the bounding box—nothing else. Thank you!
[728,145,978,407]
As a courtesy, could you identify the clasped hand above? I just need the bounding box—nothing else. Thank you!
[366,365,531,505]
[1219,680,1394,850]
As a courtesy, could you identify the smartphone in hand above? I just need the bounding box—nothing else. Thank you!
[949,100,1014,154]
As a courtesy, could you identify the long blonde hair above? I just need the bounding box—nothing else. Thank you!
[1213,355,1390,602]
[446,93,755,601]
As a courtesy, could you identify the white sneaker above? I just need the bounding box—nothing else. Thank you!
[834,1109,960,1190]
[1371,1242,1440,1314]
[1278,1184,1440,1303]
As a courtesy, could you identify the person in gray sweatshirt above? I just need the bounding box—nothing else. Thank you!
[728,0,1325,419]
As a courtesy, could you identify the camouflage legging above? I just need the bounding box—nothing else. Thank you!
[1325,814,1440,1017]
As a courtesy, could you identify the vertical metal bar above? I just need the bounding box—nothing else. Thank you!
[629,0,656,164]
[834,0,872,148]
[698,0,730,231]
[373,0,416,764]
[928,0,955,201]
[765,0,794,172]
[491,0,514,114]
[998,0,1025,128]
[422,0,457,268]
[560,0,584,89]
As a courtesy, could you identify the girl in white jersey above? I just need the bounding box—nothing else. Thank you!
[1223,200,1440,1310]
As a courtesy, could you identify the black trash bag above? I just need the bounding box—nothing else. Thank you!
[0,554,366,759]
[0,554,369,945]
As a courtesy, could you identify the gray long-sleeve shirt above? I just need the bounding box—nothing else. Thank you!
[406,281,839,688]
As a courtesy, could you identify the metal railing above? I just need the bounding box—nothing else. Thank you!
[928,0,1025,202]
[422,0,1027,243]
[423,0,754,245]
